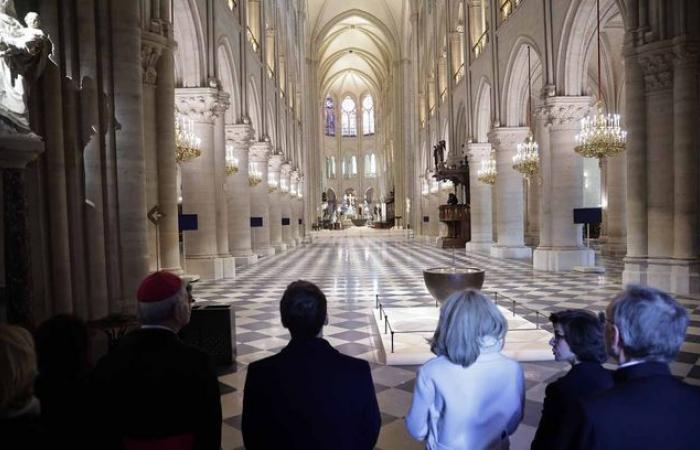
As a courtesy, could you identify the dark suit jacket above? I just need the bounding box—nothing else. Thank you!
[242,337,381,450]
[90,328,222,450]
[574,361,700,450]
[531,362,613,450]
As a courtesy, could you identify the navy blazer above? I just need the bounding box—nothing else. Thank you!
[531,362,613,450]
[574,361,700,450]
[90,328,222,450]
[242,337,381,450]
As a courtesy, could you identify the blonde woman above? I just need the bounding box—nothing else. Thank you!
[406,290,525,450]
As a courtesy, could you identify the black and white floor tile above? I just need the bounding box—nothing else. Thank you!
[193,236,700,450]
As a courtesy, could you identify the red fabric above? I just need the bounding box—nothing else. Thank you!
[122,433,195,450]
[137,271,183,303]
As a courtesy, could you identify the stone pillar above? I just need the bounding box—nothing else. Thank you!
[525,175,540,247]
[268,153,286,253]
[113,0,149,307]
[280,162,295,247]
[670,43,700,293]
[142,38,162,272]
[213,99,235,278]
[488,128,532,259]
[601,153,627,257]
[225,124,258,266]
[533,97,594,271]
[289,170,300,244]
[154,39,183,273]
[250,142,275,256]
[622,45,650,286]
[298,176,306,240]
[465,143,494,252]
[175,88,232,279]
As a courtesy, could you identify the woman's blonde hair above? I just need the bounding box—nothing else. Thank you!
[431,289,508,367]
[0,324,37,413]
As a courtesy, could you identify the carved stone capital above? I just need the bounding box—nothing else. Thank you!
[280,162,292,178]
[487,127,530,149]
[225,123,254,146]
[639,49,675,93]
[175,88,229,123]
[466,142,492,162]
[268,153,284,172]
[249,141,271,162]
[537,96,592,129]
[141,41,162,85]
[673,40,700,69]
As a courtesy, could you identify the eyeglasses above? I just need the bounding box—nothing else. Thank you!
[553,331,566,342]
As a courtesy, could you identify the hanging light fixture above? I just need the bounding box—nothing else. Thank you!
[575,0,626,159]
[477,153,497,185]
[225,143,239,175]
[248,163,262,186]
[175,114,202,163]
[512,46,539,179]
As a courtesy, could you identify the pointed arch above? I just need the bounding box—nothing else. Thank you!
[475,77,492,143]
[216,39,240,124]
[173,0,205,87]
[501,38,544,127]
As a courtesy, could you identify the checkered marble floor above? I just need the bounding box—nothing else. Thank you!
[194,236,700,450]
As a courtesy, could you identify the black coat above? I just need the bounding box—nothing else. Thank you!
[90,328,222,450]
[242,337,381,450]
[573,361,700,450]
[531,362,613,450]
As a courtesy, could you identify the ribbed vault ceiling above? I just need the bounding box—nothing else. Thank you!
[308,0,409,97]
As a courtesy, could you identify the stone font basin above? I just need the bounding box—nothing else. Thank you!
[423,267,485,304]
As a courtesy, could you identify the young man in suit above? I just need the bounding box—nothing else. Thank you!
[90,271,222,450]
[531,309,613,450]
[242,280,381,450]
[574,285,700,450]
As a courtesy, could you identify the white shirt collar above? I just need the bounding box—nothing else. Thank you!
[141,324,177,333]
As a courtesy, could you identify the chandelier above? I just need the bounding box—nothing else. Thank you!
[513,131,539,178]
[575,0,626,159]
[175,114,201,163]
[477,155,497,185]
[225,143,239,175]
[512,46,539,178]
[248,164,262,186]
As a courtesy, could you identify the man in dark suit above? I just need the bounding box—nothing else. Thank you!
[90,271,222,450]
[573,285,700,450]
[242,280,381,450]
[531,310,613,450]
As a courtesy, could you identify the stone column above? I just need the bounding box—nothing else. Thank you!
[289,170,300,244]
[175,88,232,279]
[533,97,594,271]
[525,175,540,247]
[250,142,275,256]
[113,0,149,307]
[280,162,295,247]
[298,176,306,240]
[268,153,286,253]
[142,38,162,272]
[465,143,494,252]
[154,38,183,273]
[601,152,627,257]
[225,124,258,266]
[488,127,532,259]
[622,45,650,286]
[213,98,235,278]
[670,43,700,293]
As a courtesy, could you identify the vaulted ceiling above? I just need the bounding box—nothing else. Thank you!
[307,0,411,98]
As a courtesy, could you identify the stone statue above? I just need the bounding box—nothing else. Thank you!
[0,0,52,134]
[433,140,446,169]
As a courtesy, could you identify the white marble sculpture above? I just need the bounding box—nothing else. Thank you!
[0,0,51,134]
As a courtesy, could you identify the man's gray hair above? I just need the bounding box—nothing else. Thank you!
[137,286,186,325]
[431,289,507,367]
[610,284,688,363]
